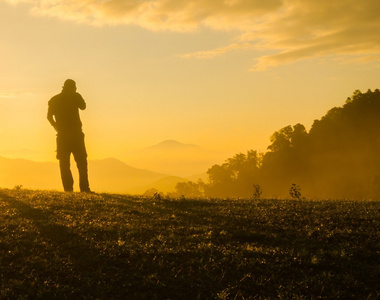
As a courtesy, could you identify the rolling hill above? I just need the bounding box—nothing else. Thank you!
[0,156,190,194]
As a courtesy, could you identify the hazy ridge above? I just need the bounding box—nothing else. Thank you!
[127,140,226,177]
[0,155,195,194]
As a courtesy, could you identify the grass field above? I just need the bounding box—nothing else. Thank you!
[0,188,379,299]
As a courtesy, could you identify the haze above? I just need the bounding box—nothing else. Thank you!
[1,0,380,178]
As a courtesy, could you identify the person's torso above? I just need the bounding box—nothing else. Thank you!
[49,92,84,133]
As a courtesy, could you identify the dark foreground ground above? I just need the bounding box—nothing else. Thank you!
[0,188,379,299]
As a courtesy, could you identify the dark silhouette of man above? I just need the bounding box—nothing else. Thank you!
[47,79,92,192]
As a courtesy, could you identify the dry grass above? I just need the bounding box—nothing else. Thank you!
[0,188,379,299]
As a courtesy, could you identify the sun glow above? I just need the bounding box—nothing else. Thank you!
[1,0,380,192]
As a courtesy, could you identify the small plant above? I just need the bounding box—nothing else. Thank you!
[154,192,163,201]
[13,185,23,190]
[253,184,263,199]
[289,183,302,200]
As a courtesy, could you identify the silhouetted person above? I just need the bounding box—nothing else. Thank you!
[47,79,92,192]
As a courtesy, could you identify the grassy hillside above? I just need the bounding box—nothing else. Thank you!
[0,188,379,299]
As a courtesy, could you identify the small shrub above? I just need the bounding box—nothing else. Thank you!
[289,184,302,200]
[154,192,164,201]
[253,184,263,199]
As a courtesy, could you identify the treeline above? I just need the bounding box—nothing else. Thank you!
[175,89,380,199]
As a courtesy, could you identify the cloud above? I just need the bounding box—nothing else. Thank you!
[4,0,380,69]
[247,0,380,70]
[4,0,281,30]
[0,89,34,100]
[180,42,254,59]
[0,91,19,99]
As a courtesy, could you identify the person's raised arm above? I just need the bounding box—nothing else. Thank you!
[77,93,86,110]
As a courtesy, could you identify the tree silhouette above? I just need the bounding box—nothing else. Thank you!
[201,89,380,199]
[175,181,203,198]
[205,151,262,198]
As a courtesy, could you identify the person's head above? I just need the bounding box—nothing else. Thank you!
[62,79,77,92]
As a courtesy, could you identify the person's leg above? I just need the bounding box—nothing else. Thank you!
[72,133,91,192]
[76,156,90,192]
[57,135,74,192]
[59,156,74,192]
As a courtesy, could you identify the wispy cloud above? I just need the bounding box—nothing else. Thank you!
[4,0,380,70]
[0,91,18,99]
[3,0,280,30]
[0,90,34,100]
[180,43,254,59]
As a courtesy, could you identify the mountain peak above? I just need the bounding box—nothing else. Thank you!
[147,140,200,150]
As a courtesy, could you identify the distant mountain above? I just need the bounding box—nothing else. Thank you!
[89,158,167,193]
[144,140,201,151]
[127,140,226,177]
[0,156,185,194]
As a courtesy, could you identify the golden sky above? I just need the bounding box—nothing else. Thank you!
[1,0,380,163]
